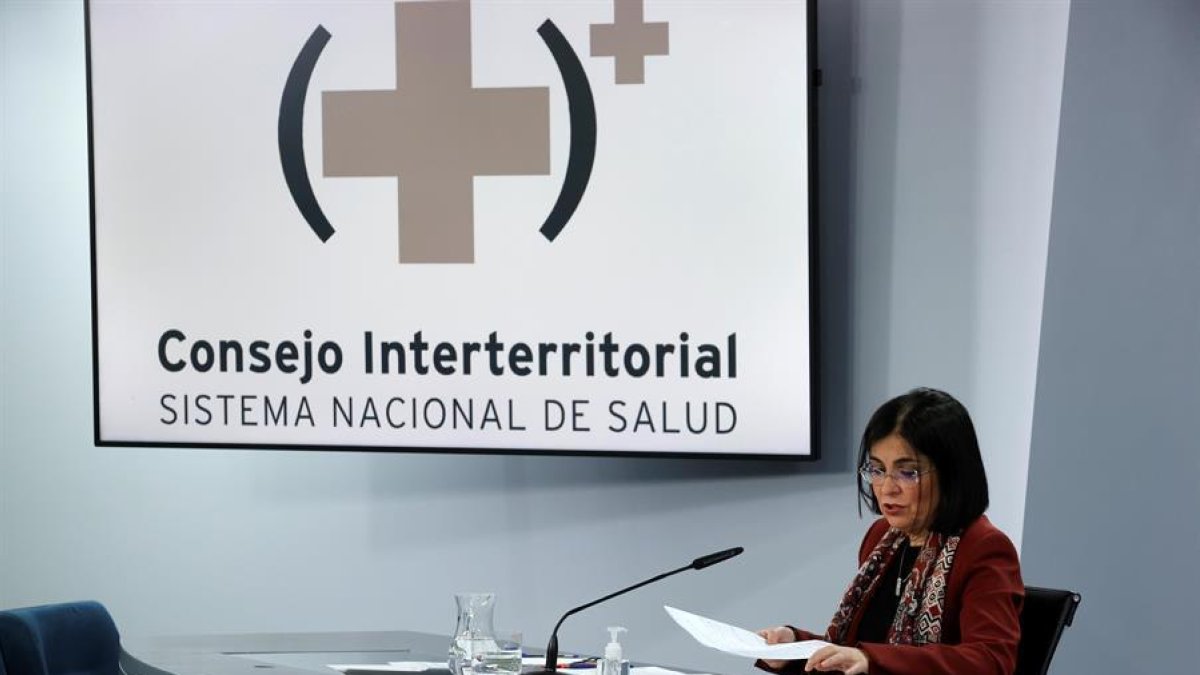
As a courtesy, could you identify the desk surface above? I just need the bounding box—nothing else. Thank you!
[121,631,712,675]
[121,631,454,675]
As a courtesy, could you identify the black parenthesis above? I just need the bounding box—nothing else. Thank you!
[537,20,597,242]
[279,26,335,242]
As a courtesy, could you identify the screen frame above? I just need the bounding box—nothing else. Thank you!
[84,0,821,461]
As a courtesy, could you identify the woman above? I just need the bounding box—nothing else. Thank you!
[758,388,1023,675]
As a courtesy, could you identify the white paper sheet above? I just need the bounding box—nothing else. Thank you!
[329,662,449,672]
[518,656,602,670]
[664,606,831,660]
[328,666,432,673]
[632,667,714,675]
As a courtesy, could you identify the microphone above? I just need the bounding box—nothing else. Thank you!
[534,547,744,674]
[691,547,742,570]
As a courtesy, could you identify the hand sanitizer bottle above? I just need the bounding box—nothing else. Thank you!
[601,627,629,675]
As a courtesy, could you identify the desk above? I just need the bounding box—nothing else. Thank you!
[120,631,452,675]
[121,632,709,675]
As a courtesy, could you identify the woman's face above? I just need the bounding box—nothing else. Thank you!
[867,433,939,540]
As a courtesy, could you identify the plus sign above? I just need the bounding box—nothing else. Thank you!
[590,0,669,85]
[322,1,549,263]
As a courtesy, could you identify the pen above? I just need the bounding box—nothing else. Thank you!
[562,659,598,669]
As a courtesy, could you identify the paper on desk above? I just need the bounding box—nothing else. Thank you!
[520,657,581,667]
[664,606,831,660]
[520,657,597,669]
[329,663,448,672]
[632,668,714,675]
[389,663,455,671]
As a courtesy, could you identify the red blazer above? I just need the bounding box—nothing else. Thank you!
[770,515,1023,675]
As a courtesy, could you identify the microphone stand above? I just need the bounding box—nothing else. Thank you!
[532,547,743,675]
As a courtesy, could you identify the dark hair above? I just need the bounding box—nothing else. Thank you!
[856,387,989,534]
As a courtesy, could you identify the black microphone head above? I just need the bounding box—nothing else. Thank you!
[691,546,744,570]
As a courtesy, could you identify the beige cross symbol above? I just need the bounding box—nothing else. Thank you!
[591,0,670,85]
[322,1,550,263]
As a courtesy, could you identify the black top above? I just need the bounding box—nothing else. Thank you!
[855,540,919,643]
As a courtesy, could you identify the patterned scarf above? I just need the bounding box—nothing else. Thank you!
[824,527,961,645]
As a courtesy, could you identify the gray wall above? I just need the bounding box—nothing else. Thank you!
[1,1,1069,673]
[1021,1,1200,673]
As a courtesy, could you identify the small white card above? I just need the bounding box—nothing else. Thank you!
[328,662,447,673]
[632,667,714,675]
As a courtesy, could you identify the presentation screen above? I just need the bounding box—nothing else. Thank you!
[87,0,816,458]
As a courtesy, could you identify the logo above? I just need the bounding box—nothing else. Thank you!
[278,0,670,263]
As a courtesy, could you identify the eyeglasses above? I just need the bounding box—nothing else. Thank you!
[859,465,934,487]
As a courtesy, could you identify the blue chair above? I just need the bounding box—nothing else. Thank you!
[0,601,121,675]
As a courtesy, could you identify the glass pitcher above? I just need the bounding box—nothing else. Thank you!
[448,592,499,675]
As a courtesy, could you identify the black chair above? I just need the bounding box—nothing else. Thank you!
[1015,586,1081,675]
[0,601,121,675]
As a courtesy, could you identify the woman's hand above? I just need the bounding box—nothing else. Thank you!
[803,645,868,674]
[756,626,796,670]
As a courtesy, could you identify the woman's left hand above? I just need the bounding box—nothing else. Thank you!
[803,645,869,674]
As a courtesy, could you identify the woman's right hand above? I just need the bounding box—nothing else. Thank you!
[757,626,797,670]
